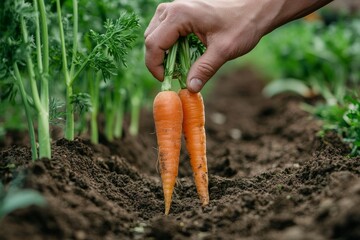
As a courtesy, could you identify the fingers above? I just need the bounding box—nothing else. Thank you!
[145,3,192,81]
[186,46,227,92]
[145,20,182,81]
[144,3,171,81]
[144,3,168,38]
[145,1,226,86]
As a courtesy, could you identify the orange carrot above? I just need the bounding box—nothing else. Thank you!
[178,89,209,206]
[153,91,183,215]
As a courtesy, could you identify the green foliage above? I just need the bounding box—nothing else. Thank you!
[188,34,206,64]
[0,0,36,74]
[163,34,206,89]
[246,16,360,157]
[87,13,139,80]
[313,95,360,156]
[70,92,92,113]
[49,98,65,125]
[0,0,168,147]
[1,0,144,146]
[0,174,46,219]
[260,18,360,105]
[0,0,52,159]
[0,80,18,103]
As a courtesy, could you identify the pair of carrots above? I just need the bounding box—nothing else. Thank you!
[153,88,209,215]
[153,37,209,215]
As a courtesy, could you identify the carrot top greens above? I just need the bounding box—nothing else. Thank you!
[0,0,139,159]
[162,42,179,91]
[162,34,206,90]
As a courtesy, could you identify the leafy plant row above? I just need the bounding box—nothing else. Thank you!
[0,0,162,160]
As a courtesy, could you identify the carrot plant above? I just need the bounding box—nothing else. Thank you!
[87,14,139,143]
[75,0,154,142]
[55,0,139,141]
[57,0,158,143]
[1,0,141,157]
[1,0,51,159]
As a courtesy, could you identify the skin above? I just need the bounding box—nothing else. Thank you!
[145,0,333,92]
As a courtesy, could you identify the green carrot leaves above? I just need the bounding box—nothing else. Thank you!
[87,13,140,79]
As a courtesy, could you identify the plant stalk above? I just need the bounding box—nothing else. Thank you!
[13,63,38,160]
[56,0,74,140]
[89,71,100,144]
[162,42,178,91]
[65,86,74,140]
[37,0,49,74]
[33,0,43,75]
[178,37,191,89]
[21,16,51,159]
[38,109,51,158]
[105,93,114,142]
[129,89,142,136]
[37,0,49,113]
[113,88,126,138]
[69,0,78,78]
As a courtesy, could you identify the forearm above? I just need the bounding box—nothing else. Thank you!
[261,0,333,34]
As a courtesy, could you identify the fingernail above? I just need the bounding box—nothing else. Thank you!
[189,78,203,92]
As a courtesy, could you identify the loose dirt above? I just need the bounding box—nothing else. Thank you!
[1,67,359,240]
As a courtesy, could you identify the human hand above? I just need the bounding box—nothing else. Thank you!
[145,0,333,92]
[145,0,265,92]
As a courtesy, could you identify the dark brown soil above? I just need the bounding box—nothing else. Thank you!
[0,67,359,240]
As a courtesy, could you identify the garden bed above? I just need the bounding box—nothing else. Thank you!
[0,67,359,240]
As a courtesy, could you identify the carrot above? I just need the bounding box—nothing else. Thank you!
[153,90,183,215]
[178,88,209,206]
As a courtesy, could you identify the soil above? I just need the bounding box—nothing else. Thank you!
[0,67,359,240]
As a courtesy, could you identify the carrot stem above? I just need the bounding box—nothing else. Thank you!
[113,88,126,138]
[12,63,38,160]
[162,42,179,91]
[129,88,142,136]
[178,37,190,89]
[89,71,100,144]
[21,16,51,159]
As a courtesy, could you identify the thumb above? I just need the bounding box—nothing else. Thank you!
[187,46,226,92]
